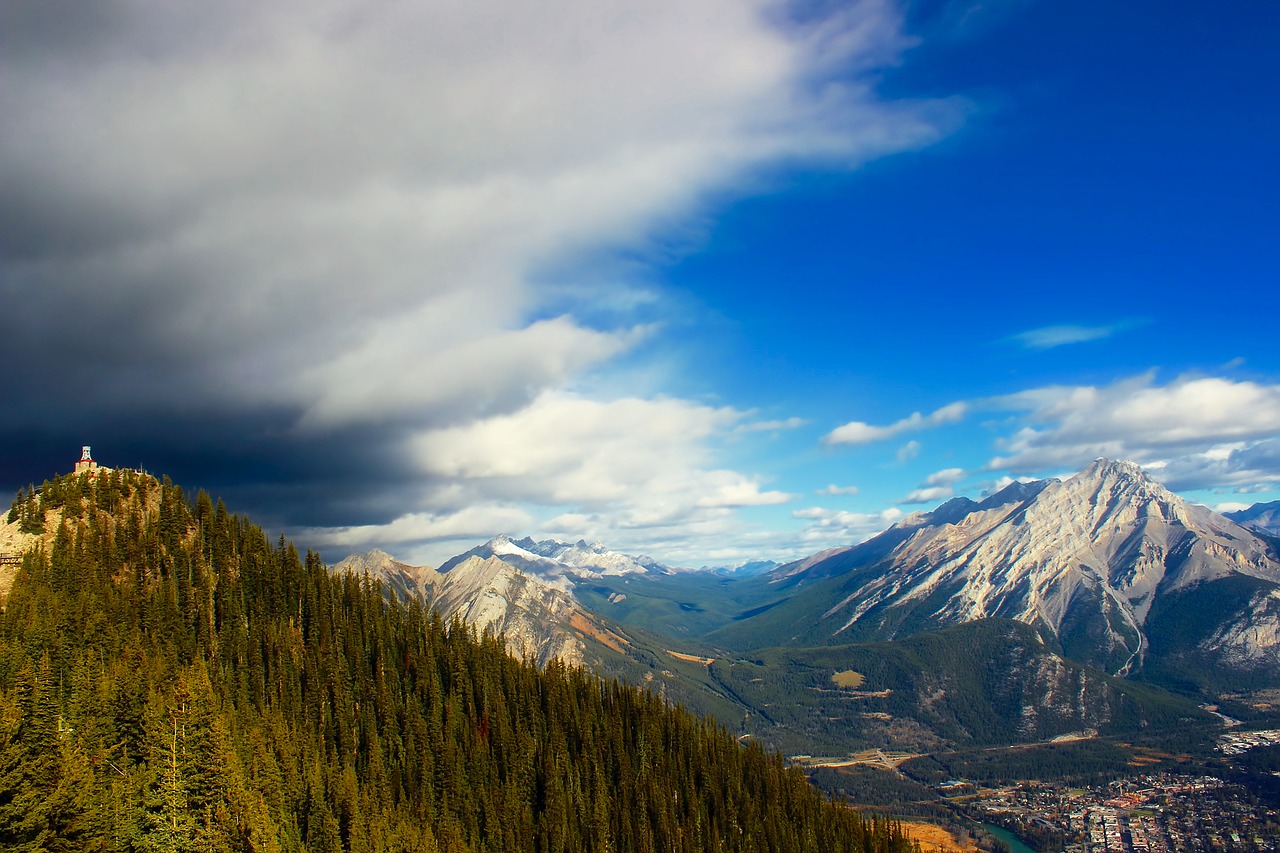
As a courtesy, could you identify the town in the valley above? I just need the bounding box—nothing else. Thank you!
[965,761,1280,853]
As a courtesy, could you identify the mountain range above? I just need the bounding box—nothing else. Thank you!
[333,543,638,667]
[1227,500,1280,537]
[333,458,1280,757]
[710,459,1280,690]
[340,459,1280,691]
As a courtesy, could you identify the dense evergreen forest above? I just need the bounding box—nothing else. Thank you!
[0,468,919,852]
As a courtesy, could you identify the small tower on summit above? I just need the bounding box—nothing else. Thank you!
[74,445,97,474]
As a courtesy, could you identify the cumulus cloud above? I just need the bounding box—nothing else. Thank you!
[385,392,790,557]
[901,486,953,504]
[0,0,959,564]
[925,467,966,486]
[817,483,860,495]
[896,466,966,504]
[896,440,922,462]
[985,373,1280,492]
[982,475,1041,497]
[824,402,967,445]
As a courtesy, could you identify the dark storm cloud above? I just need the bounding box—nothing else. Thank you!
[0,0,949,561]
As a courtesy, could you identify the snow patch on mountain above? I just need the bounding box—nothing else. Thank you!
[438,535,670,583]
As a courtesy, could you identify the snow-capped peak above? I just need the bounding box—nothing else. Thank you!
[437,535,671,580]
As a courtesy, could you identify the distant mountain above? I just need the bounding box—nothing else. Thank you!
[1226,500,1280,537]
[335,536,680,666]
[333,505,1225,759]
[437,534,672,578]
[333,545,763,723]
[711,459,1280,691]
[331,548,436,601]
[705,559,779,577]
[333,547,630,667]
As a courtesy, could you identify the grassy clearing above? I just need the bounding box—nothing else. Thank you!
[900,821,981,853]
[832,669,866,688]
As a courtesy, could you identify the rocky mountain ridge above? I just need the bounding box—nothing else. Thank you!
[437,534,672,580]
[332,545,634,667]
[1227,500,1280,537]
[728,459,1280,687]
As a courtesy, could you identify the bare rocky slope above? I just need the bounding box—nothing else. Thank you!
[712,459,1280,689]
[332,546,634,667]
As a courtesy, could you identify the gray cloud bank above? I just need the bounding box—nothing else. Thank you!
[1,0,953,563]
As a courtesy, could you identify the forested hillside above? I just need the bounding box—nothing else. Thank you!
[0,468,916,852]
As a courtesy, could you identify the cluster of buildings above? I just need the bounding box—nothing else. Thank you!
[969,774,1278,852]
[1217,729,1280,756]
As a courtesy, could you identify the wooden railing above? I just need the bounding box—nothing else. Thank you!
[0,554,22,567]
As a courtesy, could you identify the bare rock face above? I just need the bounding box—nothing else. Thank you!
[332,549,438,602]
[425,555,590,666]
[332,545,633,668]
[783,459,1280,681]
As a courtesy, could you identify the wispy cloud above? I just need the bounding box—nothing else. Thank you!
[817,483,860,496]
[738,417,808,433]
[793,506,904,545]
[824,402,967,445]
[1007,320,1143,350]
[897,440,922,462]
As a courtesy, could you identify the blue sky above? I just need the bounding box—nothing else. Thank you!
[2,0,1277,567]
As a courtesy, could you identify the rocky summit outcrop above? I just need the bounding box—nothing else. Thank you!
[761,459,1280,685]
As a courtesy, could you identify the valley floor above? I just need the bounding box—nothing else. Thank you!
[964,774,1278,853]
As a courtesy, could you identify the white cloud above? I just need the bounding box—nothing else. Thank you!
[0,0,964,567]
[985,373,1280,492]
[1215,502,1252,513]
[925,467,966,486]
[895,466,966,504]
[2,0,955,431]
[298,317,645,429]
[817,483,860,496]
[302,504,534,549]
[738,417,808,433]
[901,486,953,504]
[896,440,922,462]
[696,481,794,508]
[1007,321,1139,350]
[792,505,903,545]
[402,391,790,547]
[983,475,1041,496]
[824,401,967,445]
[309,390,804,564]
